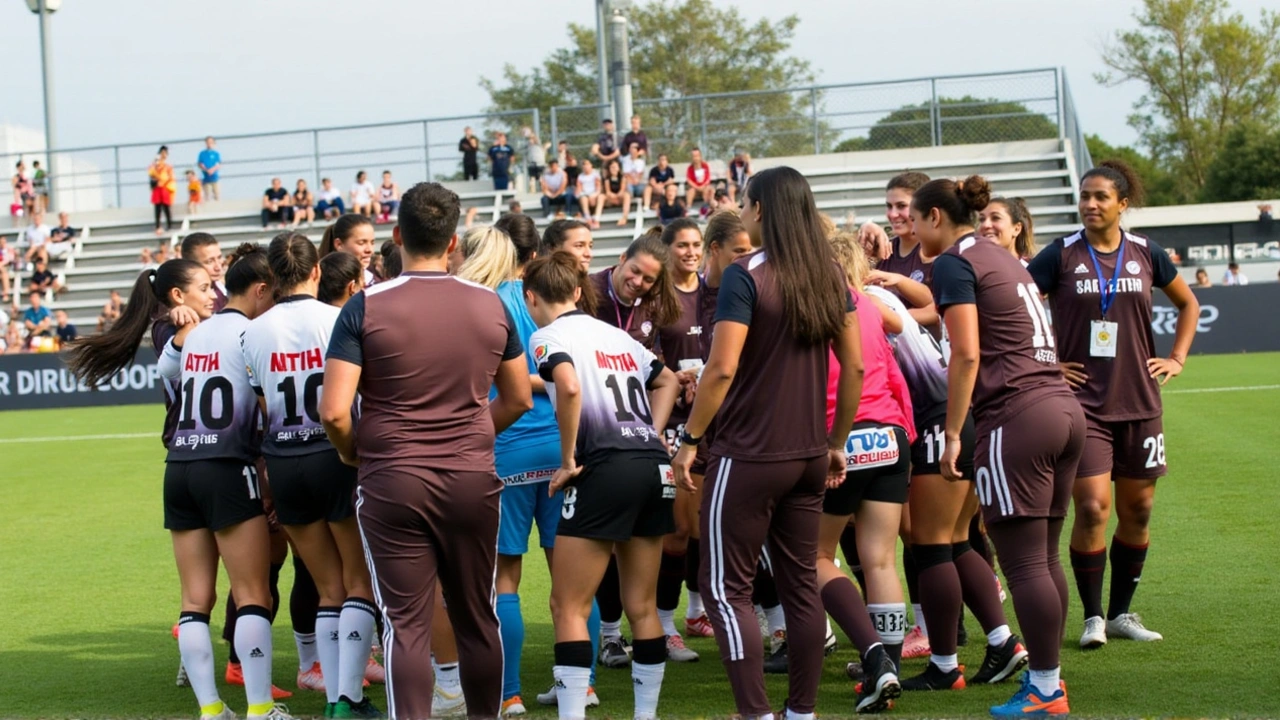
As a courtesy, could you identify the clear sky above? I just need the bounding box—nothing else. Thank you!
[0,0,1272,152]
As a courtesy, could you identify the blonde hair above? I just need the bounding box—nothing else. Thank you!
[457,225,517,289]
[818,213,838,240]
[829,231,871,290]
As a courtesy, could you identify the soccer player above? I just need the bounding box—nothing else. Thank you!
[524,251,681,720]
[241,233,380,719]
[670,166,862,720]
[181,232,227,311]
[927,175,1085,717]
[541,218,594,272]
[320,182,533,720]
[1026,161,1199,648]
[320,214,377,287]
[318,252,364,307]
[978,197,1036,263]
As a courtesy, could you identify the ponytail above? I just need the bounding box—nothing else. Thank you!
[320,213,374,256]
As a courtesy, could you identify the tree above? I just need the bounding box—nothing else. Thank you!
[1084,134,1180,206]
[1201,122,1280,201]
[834,97,1058,153]
[1098,0,1280,199]
[479,0,817,161]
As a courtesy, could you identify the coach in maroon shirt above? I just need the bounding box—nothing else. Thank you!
[321,182,533,720]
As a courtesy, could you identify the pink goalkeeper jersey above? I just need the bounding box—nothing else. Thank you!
[826,287,916,443]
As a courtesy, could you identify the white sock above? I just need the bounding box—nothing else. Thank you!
[785,710,815,720]
[601,620,622,641]
[930,653,958,673]
[987,624,1012,647]
[234,609,274,710]
[316,607,342,704]
[433,658,462,692]
[1029,667,1061,696]
[685,590,705,619]
[657,609,677,638]
[868,603,907,646]
[912,604,928,635]
[825,617,834,638]
[554,665,591,720]
[339,598,377,702]
[177,614,221,710]
[764,604,786,635]
[294,631,318,671]
[631,661,665,719]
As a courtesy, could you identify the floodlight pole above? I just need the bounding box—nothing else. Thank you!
[595,0,609,120]
[34,0,59,210]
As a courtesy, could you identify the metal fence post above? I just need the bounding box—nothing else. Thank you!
[422,121,431,182]
[550,107,559,148]
[810,88,820,153]
[930,79,940,146]
[113,145,122,209]
[699,97,708,152]
[533,108,542,149]
[312,130,321,187]
[1055,67,1065,140]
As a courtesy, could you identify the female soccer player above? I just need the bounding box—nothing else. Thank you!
[821,233,913,714]
[455,225,517,287]
[241,233,380,720]
[318,252,364,307]
[877,172,938,326]
[541,219,594,272]
[978,198,1036,263]
[1026,161,1199,648]
[927,175,1085,717]
[671,166,862,720]
[320,214,377,286]
[525,251,680,720]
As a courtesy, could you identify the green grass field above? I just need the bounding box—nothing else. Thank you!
[2,353,1278,719]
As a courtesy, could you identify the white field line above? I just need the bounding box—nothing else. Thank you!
[0,432,154,444]
[1164,384,1280,395]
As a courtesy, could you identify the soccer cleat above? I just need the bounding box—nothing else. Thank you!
[666,634,700,662]
[600,636,632,668]
[989,672,1069,716]
[201,707,237,720]
[432,684,467,717]
[297,662,325,691]
[535,683,600,707]
[763,631,788,674]
[971,635,1029,685]
[177,660,190,687]
[768,629,787,656]
[846,660,863,681]
[856,646,901,714]
[331,696,383,719]
[226,663,294,700]
[1107,613,1163,641]
[364,652,385,684]
[246,705,296,720]
[902,626,931,659]
[901,662,966,691]
[323,703,337,719]
[825,627,839,656]
[1080,616,1108,649]
[685,614,715,638]
[501,695,527,716]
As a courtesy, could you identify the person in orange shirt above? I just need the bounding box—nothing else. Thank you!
[186,170,203,216]
[149,146,177,235]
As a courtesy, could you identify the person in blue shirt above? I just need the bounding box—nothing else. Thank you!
[488,132,515,191]
[22,290,53,338]
[197,136,223,201]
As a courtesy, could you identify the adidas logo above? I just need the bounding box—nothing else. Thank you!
[347,631,362,641]
[249,648,265,659]
[634,678,645,686]
[554,679,566,690]
[1074,263,1089,274]
[330,632,340,641]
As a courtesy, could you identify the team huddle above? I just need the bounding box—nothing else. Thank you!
[65,158,1199,720]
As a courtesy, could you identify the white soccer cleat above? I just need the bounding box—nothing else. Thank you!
[200,707,237,720]
[1107,613,1163,641]
[536,683,600,707]
[433,683,468,716]
[246,704,293,720]
[1080,616,1108,649]
[666,634,699,662]
[824,627,839,656]
[176,660,190,688]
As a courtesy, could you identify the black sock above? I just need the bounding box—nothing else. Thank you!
[1069,546,1106,620]
[596,556,623,624]
[1107,538,1148,620]
[969,514,993,567]
[903,545,920,605]
[839,524,867,595]
[268,562,283,623]
[223,589,240,663]
[553,640,594,668]
[657,550,685,613]
[290,554,319,635]
[685,538,701,594]
[752,561,779,608]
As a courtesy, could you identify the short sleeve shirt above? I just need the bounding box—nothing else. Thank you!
[489,144,514,177]
[649,166,675,185]
[622,156,646,179]
[198,149,222,181]
[591,268,658,349]
[622,131,648,155]
[656,281,706,431]
[166,310,261,463]
[597,132,618,157]
[265,187,288,203]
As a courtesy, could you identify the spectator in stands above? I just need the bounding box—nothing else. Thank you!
[728,150,751,203]
[350,170,377,216]
[1223,262,1249,286]
[576,159,603,227]
[3,319,22,353]
[592,118,620,165]
[622,115,648,157]
[622,142,647,206]
[597,158,632,226]
[523,127,548,194]
[561,144,582,194]
[657,181,687,226]
[22,210,52,266]
[377,171,401,223]
[291,179,315,227]
[27,257,63,296]
[32,160,49,213]
[153,244,170,265]
[1193,268,1212,288]
[49,211,77,244]
[54,309,77,346]
[148,146,176,235]
[197,136,222,201]
[12,160,35,217]
[540,158,573,219]
[185,169,202,215]
[713,187,736,212]
[22,291,52,339]
[460,127,481,181]
[261,177,294,228]
[316,177,345,219]
[644,153,676,213]
[685,147,714,213]
[507,198,523,215]
[488,132,516,191]
[98,289,123,332]
[0,237,13,302]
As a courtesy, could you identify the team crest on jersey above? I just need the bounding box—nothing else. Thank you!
[1126,260,1141,275]
[534,343,549,362]
[910,270,925,282]
[641,321,653,337]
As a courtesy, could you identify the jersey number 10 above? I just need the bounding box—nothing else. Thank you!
[178,376,233,431]
[604,374,653,425]
[278,374,323,426]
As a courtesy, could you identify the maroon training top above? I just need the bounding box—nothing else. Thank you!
[657,280,706,431]
[591,268,658,349]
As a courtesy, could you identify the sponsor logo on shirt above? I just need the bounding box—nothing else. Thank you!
[845,427,900,470]
[184,352,220,372]
[1074,278,1145,295]
[641,320,653,337]
[534,343,549,363]
[270,348,323,372]
[910,270,925,283]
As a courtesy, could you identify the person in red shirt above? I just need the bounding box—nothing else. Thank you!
[684,148,715,212]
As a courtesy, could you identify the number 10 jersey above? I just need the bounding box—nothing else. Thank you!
[167,310,260,463]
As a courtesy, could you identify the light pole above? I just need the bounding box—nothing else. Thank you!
[595,0,609,119]
[26,0,61,210]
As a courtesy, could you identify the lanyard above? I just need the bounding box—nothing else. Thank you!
[605,268,638,332]
[1086,239,1126,319]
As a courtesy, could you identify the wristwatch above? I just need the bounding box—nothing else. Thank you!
[679,429,703,447]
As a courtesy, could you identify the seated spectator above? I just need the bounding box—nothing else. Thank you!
[713,187,736,212]
[22,291,53,338]
[596,158,632,226]
[622,115,648,157]
[622,143,647,202]
[728,150,752,203]
[507,198,523,215]
[261,177,294,228]
[315,177,345,219]
[559,142,582,188]
[140,243,169,270]
[591,118,620,165]
[1193,267,1212,288]
[291,179,316,227]
[685,147,715,213]
[644,154,676,212]
[657,182,687,226]
[45,211,76,261]
[27,257,64,296]
[376,171,401,223]
[540,159,574,219]
[0,236,14,302]
[3,319,23,354]
[21,210,52,266]
[98,289,123,332]
[1223,262,1249,286]
[54,309,77,346]
[488,133,515,191]
[186,169,202,216]
[349,170,376,216]
[576,160,603,227]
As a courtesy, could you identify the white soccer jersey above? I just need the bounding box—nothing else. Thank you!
[241,296,341,457]
[865,284,949,426]
[166,310,259,462]
[529,310,667,464]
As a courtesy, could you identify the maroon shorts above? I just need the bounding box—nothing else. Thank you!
[974,395,1085,525]
[1078,415,1167,480]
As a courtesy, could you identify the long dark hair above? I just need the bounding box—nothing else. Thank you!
[224,243,272,295]
[525,251,597,316]
[267,231,318,291]
[65,259,205,388]
[660,217,701,247]
[378,240,402,280]
[1081,159,1146,208]
[618,234,682,327]
[988,197,1036,259]
[744,166,847,344]
[495,212,540,266]
[320,213,373,256]
[319,252,363,304]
